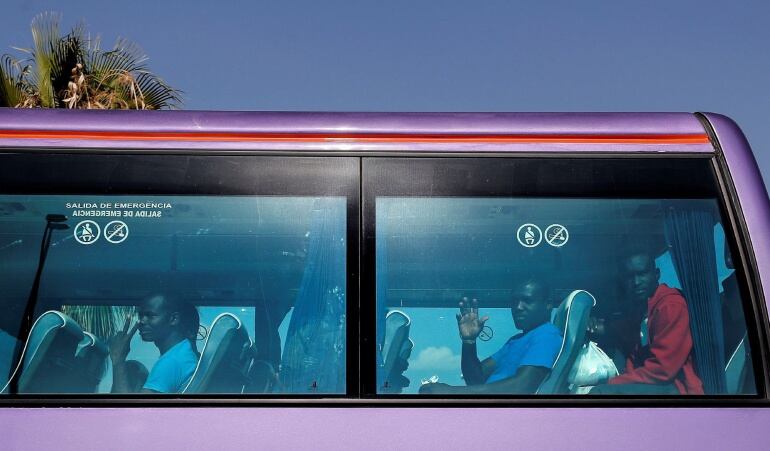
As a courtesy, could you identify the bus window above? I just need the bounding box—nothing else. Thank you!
[368,158,759,397]
[0,154,357,396]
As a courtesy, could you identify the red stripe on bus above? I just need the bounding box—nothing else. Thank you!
[0,130,711,144]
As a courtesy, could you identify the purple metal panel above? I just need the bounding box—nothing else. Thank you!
[0,139,715,153]
[0,109,711,134]
[703,113,770,310]
[0,109,714,153]
[1,407,769,450]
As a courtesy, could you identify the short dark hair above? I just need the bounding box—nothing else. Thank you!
[148,294,200,342]
[618,242,656,266]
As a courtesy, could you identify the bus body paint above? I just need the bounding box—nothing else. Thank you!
[1,407,770,450]
[0,110,713,153]
[0,110,768,449]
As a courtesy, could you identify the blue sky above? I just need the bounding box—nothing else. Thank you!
[0,1,768,180]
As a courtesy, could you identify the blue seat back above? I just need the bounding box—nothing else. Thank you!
[536,290,595,394]
[2,310,84,394]
[183,313,251,394]
[380,310,413,392]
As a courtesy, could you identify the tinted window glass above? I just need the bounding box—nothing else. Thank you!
[0,194,347,395]
[368,158,757,397]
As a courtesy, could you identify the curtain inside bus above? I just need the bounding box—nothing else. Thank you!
[280,198,347,393]
[664,205,727,394]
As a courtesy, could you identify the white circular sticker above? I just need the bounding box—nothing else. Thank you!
[516,223,542,248]
[545,224,569,247]
[74,220,100,245]
[104,220,129,244]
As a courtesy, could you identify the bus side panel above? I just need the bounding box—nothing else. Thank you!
[0,408,769,449]
[703,114,770,315]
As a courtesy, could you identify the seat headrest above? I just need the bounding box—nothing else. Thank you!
[536,290,595,394]
[183,312,251,394]
[381,310,412,391]
[382,310,410,362]
[3,311,84,394]
[552,290,596,334]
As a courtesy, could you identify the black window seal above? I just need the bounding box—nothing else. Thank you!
[696,113,770,398]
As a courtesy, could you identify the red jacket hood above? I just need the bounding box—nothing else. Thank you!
[648,284,682,309]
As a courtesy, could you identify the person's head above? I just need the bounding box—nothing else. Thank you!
[620,245,660,305]
[510,277,553,332]
[137,295,199,347]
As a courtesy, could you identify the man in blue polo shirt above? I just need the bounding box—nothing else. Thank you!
[109,294,199,393]
[420,278,562,394]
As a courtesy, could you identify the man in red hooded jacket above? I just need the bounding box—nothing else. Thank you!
[591,248,704,395]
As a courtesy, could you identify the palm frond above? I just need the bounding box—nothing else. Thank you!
[133,71,182,109]
[2,12,182,110]
[51,33,84,104]
[85,38,181,109]
[0,55,31,107]
[61,305,136,341]
[28,12,63,107]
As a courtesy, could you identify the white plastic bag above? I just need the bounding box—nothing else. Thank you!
[568,341,619,392]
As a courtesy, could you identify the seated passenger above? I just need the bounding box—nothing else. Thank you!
[109,295,200,393]
[591,247,704,395]
[420,278,562,394]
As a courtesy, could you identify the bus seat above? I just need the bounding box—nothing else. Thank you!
[244,357,277,393]
[380,310,413,393]
[183,313,251,394]
[536,290,596,394]
[725,334,748,394]
[66,332,108,393]
[2,310,84,394]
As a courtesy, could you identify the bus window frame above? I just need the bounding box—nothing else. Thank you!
[0,151,361,403]
[361,154,769,404]
[0,148,766,406]
[705,127,770,399]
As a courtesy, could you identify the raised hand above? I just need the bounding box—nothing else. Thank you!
[456,297,489,341]
[109,313,138,364]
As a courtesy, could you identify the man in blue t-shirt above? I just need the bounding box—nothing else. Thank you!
[109,294,199,393]
[420,278,562,395]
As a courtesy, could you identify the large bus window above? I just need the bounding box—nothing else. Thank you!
[0,194,347,395]
[368,158,759,397]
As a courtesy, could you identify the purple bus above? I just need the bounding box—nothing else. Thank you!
[0,110,768,448]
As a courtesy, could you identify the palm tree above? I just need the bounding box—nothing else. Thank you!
[0,12,181,110]
[1,13,180,339]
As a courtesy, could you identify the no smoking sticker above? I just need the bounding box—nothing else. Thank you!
[545,224,569,247]
[104,221,129,244]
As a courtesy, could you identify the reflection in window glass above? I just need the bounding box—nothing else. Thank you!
[376,197,756,396]
[0,195,346,394]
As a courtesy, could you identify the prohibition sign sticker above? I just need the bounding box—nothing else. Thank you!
[104,221,129,244]
[544,224,569,247]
